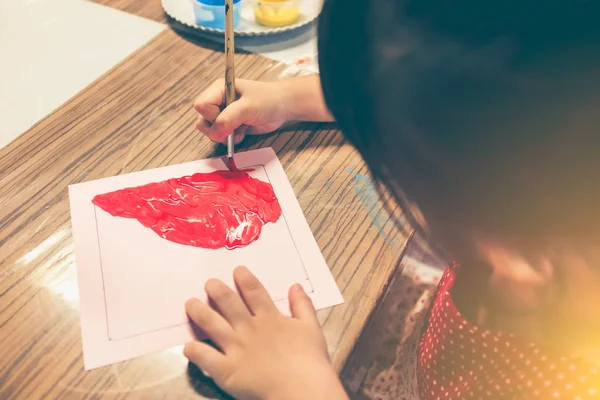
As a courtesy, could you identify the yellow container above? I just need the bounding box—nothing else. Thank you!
[253,0,300,28]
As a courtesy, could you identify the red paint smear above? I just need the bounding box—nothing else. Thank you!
[92,170,282,250]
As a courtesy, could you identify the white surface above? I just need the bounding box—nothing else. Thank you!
[243,29,319,73]
[0,0,165,150]
[162,0,321,36]
[69,148,344,369]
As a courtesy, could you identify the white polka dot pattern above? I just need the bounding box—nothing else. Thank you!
[417,264,600,399]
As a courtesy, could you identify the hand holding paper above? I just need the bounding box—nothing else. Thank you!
[184,266,349,400]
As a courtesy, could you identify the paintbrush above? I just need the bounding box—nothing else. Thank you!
[224,0,238,172]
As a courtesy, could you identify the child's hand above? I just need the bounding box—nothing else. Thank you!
[194,79,290,144]
[183,266,348,400]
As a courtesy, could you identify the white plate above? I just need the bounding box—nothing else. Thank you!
[162,0,322,36]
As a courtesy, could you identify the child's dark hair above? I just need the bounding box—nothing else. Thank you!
[318,0,600,261]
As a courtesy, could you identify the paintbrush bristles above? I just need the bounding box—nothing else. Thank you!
[225,0,236,160]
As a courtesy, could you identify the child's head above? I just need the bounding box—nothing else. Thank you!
[318,0,600,267]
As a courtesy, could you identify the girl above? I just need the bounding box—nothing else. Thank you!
[184,0,600,398]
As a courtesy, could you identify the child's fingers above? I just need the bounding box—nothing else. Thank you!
[233,266,279,316]
[196,116,212,135]
[233,125,248,144]
[208,100,255,142]
[198,117,247,144]
[194,79,225,122]
[185,297,234,349]
[183,341,227,379]
[205,279,252,328]
[288,284,319,325]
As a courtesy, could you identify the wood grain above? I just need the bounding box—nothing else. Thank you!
[0,6,410,400]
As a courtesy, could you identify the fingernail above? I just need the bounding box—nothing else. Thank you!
[186,297,200,308]
[291,283,304,293]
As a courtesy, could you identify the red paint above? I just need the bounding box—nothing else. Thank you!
[92,170,282,250]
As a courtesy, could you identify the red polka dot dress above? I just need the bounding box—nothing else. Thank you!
[418,263,600,399]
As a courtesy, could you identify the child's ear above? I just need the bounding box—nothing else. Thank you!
[475,240,555,314]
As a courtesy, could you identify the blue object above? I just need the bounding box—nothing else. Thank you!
[191,0,242,30]
[197,0,240,5]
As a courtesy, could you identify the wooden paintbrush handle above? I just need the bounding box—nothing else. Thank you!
[224,0,235,108]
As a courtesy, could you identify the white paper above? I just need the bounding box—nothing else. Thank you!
[0,0,165,149]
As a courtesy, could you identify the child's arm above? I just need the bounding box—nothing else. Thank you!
[183,266,349,400]
[279,74,334,122]
[194,75,334,144]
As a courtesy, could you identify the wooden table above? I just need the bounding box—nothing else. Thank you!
[0,1,410,398]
